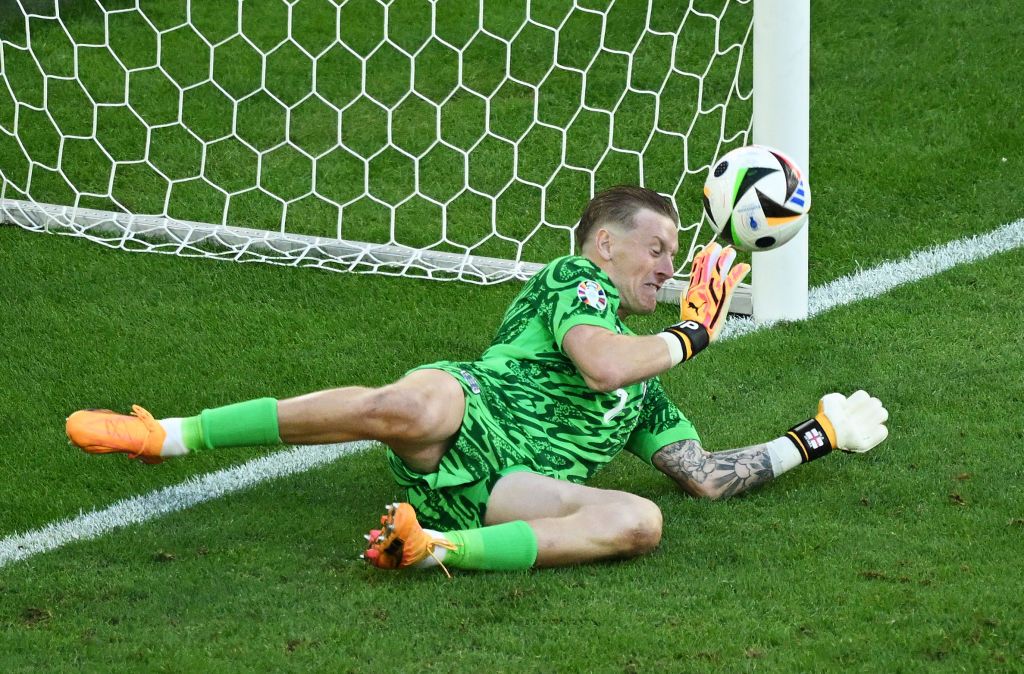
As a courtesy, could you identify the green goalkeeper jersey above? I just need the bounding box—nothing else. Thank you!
[394,255,698,479]
[388,254,698,529]
[478,254,696,473]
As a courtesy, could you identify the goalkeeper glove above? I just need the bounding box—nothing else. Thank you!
[786,390,890,462]
[660,243,750,364]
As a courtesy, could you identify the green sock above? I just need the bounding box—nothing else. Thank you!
[442,520,538,571]
[180,397,281,451]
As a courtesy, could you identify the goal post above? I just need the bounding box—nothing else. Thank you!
[0,0,806,319]
[752,0,810,321]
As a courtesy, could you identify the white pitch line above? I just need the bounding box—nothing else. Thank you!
[0,441,373,568]
[2,218,1023,570]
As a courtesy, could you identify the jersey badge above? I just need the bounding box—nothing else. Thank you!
[577,280,608,311]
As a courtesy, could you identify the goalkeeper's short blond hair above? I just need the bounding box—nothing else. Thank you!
[574,185,679,250]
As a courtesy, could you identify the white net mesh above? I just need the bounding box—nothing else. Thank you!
[0,0,752,290]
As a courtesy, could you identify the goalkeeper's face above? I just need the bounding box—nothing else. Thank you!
[604,209,679,316]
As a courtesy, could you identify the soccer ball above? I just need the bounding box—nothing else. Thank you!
[701,145,811,252]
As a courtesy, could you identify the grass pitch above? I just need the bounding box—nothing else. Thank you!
[2,0,1024,671]
[2,225,1022,672]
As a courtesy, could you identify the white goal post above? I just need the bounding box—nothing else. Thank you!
[0,0,808,320]
[752,0,809,321]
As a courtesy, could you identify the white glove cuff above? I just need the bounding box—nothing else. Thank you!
[657,331,685,366]
[766,436,803,476]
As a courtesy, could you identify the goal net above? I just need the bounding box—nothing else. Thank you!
[0,0,763,310]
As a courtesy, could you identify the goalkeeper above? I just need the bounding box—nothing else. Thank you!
[66,186,889,574]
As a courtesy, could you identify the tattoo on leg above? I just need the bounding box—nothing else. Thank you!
[652,439,775,499]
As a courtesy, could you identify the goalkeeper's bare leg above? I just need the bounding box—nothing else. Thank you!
[275,369,464,473]
[484,473,664,566]
[64,368,631,571]
[362,474,662,574]
[66,369,465,470]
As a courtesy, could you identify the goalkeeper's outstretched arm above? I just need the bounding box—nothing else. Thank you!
[564,242,749,393]
[653,391,890,499]
[652,439,776,500]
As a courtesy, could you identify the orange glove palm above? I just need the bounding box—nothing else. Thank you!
[680,242,750,340]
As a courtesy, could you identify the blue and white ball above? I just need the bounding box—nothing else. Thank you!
[702,145,811,252]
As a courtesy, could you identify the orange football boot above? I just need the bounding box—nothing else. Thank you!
[361,502,457,576]
[66,405,167,464]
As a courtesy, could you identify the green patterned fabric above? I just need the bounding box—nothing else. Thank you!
[388,255,699,531]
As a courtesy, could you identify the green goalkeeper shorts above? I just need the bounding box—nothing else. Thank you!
[386,362,544,531]
[386,359,698,531]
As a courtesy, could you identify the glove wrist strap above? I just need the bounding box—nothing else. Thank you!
[661,320,710,364]
[785,416,836,463]
[813,412,839,448]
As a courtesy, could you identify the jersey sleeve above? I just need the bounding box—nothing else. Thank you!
[545,258,620,349]
[625,378,701,465]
